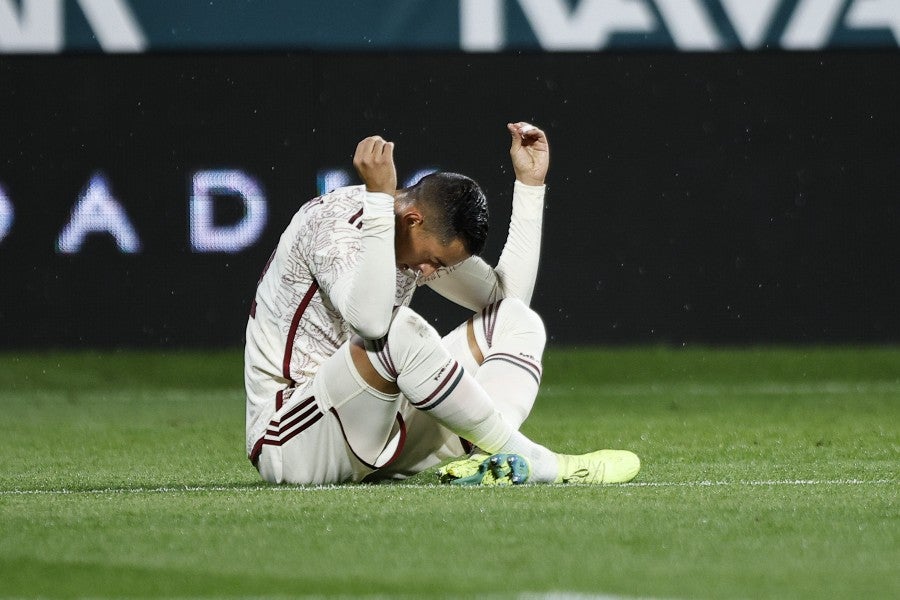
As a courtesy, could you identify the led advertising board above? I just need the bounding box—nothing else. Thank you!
[1,53,898,347]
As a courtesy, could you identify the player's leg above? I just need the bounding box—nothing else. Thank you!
[375,298,546,479]
[379,298,629,483]
[437,299,642,485]
[446,298,545,429]
[372,305,501,478]
[310,304,639,486]
[348,306,560,483]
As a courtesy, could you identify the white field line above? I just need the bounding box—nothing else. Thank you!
[1,479,894,496]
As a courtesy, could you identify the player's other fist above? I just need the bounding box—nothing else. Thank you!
[507,122,549,186]
[353,135,397,194]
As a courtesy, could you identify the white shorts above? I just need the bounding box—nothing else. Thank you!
[255,318,478,485]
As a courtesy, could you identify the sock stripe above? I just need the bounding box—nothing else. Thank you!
[420,368,464,411]
[411,362,463,411]
[482,353,542,385]
[488,351,542,375]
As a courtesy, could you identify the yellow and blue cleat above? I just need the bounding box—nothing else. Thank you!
[438,453,530,486]
[438,449,641,485]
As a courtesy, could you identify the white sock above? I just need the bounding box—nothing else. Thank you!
[499,430,559,482]
[471,299,545,429]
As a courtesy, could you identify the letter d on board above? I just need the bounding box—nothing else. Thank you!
[190,169,267,253]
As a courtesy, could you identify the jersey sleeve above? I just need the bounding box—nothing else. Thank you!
[308,191,397,339]
[421,180,545,310]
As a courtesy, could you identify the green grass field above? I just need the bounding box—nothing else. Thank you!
[0,347,897,599]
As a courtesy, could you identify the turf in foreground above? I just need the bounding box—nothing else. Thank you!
[0,347,897,599]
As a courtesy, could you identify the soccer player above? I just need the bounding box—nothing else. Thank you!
[244,121,640,486]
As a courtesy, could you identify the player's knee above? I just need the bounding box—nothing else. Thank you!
[357,307,443,386]
[495,298,546,350]
[387,306,443,357]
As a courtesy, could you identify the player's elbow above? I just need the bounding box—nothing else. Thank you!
[335,285,394,340]
[353,320,390,340]
[347,309,393,340]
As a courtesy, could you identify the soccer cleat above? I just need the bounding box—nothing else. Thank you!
[437,453,490,483]
[554,449,641,484]
[437,453,530,486]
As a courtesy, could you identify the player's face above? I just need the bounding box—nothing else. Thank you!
[396,226,469,277]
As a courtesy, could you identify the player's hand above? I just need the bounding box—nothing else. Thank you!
[508,122,549,186]
[353,135,397,194]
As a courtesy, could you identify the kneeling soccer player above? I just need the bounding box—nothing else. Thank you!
[243,121,640,485]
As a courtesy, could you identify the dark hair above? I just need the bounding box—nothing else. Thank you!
[408,172,489,256]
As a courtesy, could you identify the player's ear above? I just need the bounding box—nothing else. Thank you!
[400,207,424,227]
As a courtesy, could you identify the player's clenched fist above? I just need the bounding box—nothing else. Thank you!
[353,135,397,194]
[507,122,549,187]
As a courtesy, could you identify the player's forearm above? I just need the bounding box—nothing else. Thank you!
[422,181,544,310]
[335,192,397,339]
[420,256,499,311]
[493,181,545,304]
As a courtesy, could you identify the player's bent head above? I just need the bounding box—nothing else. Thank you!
[407,172,489,256]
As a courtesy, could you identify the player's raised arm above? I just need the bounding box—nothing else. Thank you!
[490,122,548,304]
[328,135,399,339]
[422,122,547,308]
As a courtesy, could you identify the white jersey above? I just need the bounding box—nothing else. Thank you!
[245,182,545,460]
